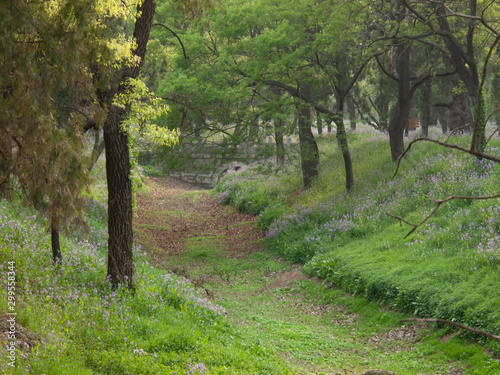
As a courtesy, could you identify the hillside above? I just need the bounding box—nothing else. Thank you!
[214,126,500,369]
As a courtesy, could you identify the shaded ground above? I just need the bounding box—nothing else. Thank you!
[135,177,263,263]
[134,176,470,375]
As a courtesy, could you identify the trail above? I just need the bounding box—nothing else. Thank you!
[134,176,467,375]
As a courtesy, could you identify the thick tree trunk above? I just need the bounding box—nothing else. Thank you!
[448,93,473,133]
[420,80,431,137]
[104,106,134,288]
[335,94,354,192]
[389,40,411,161]
[296,86,319,188]
[51,202,62,263]
[346,95,356,131]
[103,0,156,289]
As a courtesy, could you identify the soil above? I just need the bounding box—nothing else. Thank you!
[135,176,266,266]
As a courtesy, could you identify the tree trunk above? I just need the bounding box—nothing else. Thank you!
[448,92,473,133]
[389,40,411,161]
[379,101,389,132]
[103,0,156,289]
[296,85,319,188]
[51,202,62,263]
[420,80,431,137]
[316,110,323,134]
[248,114,260,143]
[274,119,285,164]
[89,129,105,172]
[0,130,12,199]
[335,94,354,192]
[346,95,356,131]
[104,106,135,288]
[435,105,449,134]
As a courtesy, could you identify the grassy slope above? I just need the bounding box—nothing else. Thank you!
[214,126,500,371]
[0,159,290,375]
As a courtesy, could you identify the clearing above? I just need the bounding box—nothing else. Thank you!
[134,176,478,375]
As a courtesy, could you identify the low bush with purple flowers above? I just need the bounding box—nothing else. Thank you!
[0,156,290,374]
[216,125,500,351]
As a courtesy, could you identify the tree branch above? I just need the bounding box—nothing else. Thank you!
[394,137,500,179]
[153,23,189,60]
[387,193,500,238]
[399,318,500,341]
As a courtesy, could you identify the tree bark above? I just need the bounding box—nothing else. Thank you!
[334,94,354,192]
[420,79,431,137]
[448,92,473,132]
[346,95,356,131]
[296,85,319,188]
[103,0,157,289]
[0,130,12,199]
[389,40,411,161]
[316,109,323,134]
[274,119,285,164]
[51,201,62,263]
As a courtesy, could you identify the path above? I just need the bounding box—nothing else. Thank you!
[134,177,467,375]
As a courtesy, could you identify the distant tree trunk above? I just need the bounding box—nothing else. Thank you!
[435,105,449,134]
[296,85,319,188]
[420,80,431,137]
[448,92,473,133]
[346,95,356,130]
[327,122,332,133]
[89,129,105,172]
[274,119,285,164]
[103,0,156,289]
[334,93,354,192]
[316,110,323,134]
[389,40,411,161]
[51,202,62,263]
[248,114,259,143]
[379,101,389,132]
[0,130,12,199]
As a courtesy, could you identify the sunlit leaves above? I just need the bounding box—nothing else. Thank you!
[114,78,179,146]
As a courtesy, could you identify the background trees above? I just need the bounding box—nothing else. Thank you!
[2,0,500,289]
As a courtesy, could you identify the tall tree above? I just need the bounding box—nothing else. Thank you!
[97,0,157,288]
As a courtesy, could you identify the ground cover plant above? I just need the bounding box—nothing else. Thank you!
[137,172,498,374]
[215,125,500,367]
[0,158,290,375]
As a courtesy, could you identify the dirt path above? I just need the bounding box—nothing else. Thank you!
[134,177,468,375]
[135,176,265,264]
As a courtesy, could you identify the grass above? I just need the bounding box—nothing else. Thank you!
[215,125,500,371]
[0,159,290,375]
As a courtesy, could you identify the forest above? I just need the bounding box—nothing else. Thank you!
[1,0,500,374]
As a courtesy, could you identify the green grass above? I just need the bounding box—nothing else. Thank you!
[0,159,291,375]
[136,223,170,231]
[215,125,500,369]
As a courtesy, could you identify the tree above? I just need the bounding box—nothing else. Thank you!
[0,0,114,262]
[0,0,179,287]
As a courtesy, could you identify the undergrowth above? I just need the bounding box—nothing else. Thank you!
[0,157,290,374]
[215,125,500,366]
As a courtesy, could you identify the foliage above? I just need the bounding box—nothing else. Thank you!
[113,78,179,147]
[213,157,301,216]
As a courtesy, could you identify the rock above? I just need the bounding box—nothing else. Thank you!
[364,370,395,375]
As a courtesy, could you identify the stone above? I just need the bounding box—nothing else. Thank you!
[363,370,395,375]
